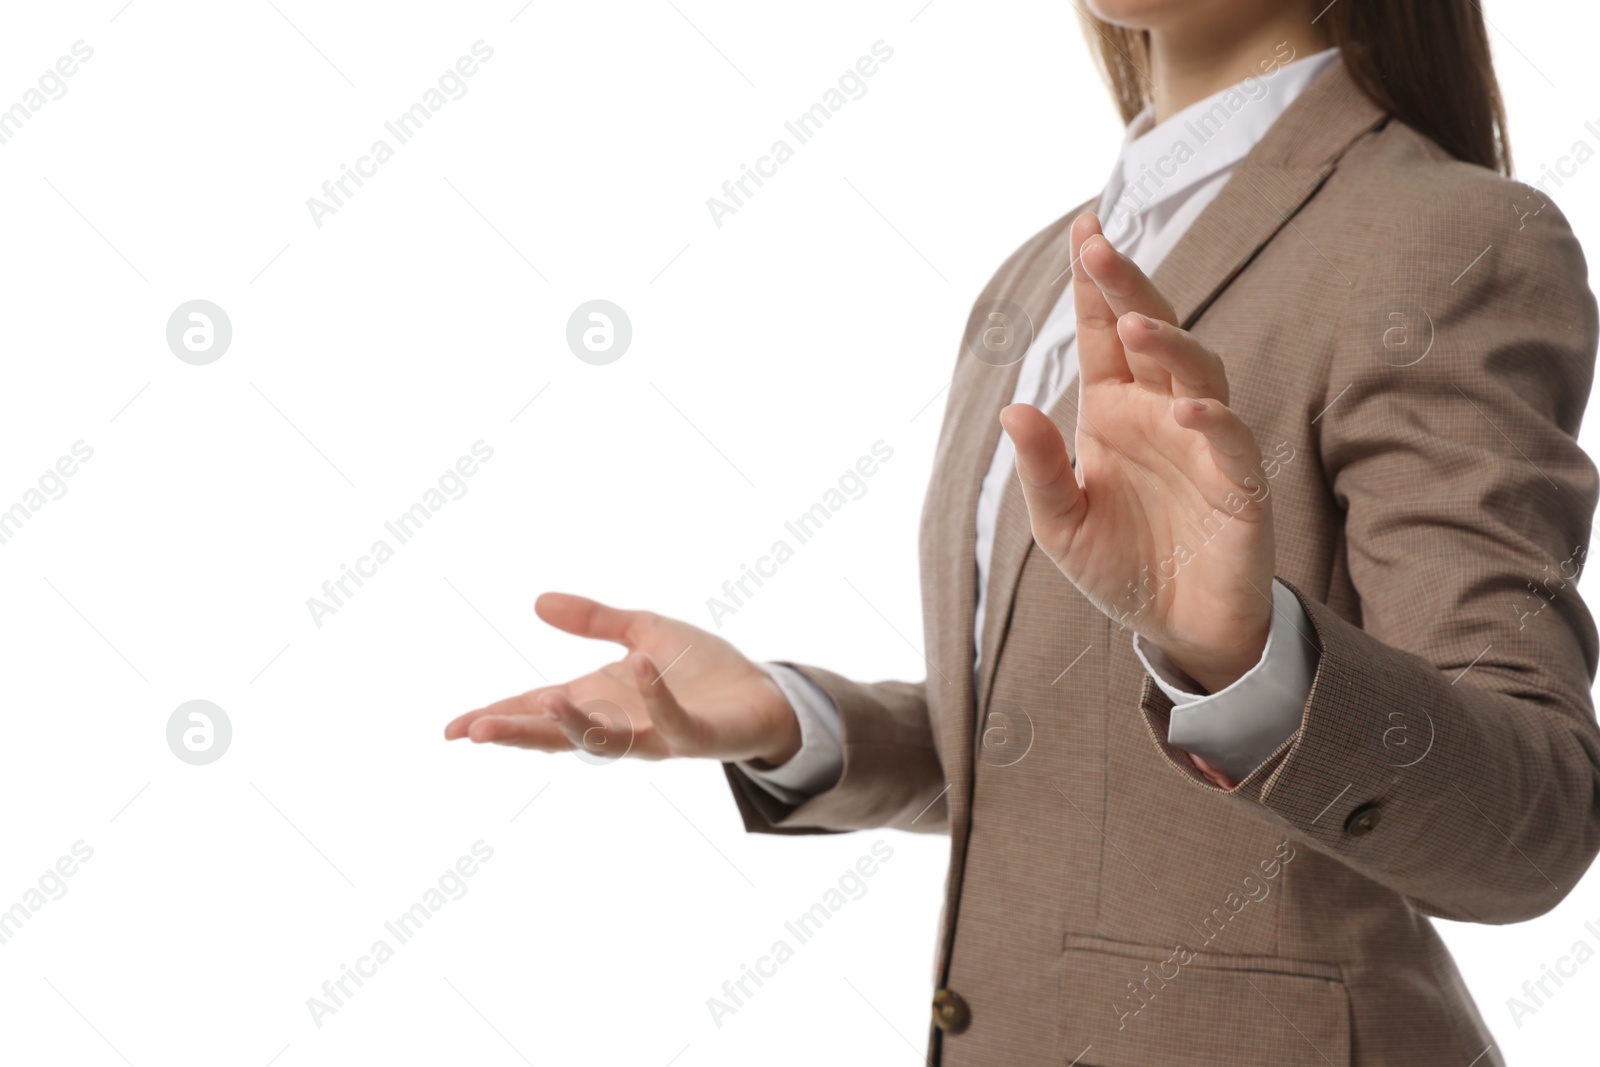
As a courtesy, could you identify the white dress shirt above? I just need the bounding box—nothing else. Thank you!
[746,48,1340,800]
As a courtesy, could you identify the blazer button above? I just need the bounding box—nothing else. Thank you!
[932,988,971,1034]
[1344,803,1382,837]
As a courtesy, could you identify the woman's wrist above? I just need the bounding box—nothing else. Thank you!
[749,673,804,767]
[1156,617,1272,695]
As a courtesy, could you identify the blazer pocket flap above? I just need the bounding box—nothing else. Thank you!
[1059,938,1350,1066]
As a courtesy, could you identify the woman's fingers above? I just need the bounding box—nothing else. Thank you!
[1171,396,1266,493]
[1071,213,1135,386]
[534,592,648,648]
[1077,219,1181,392]
[1000,402,1085,560]
[543,689,648,760]
[1187,751,1239,791]
[447,685,573,749]
[464,712,572,750]
[445,687,555,739]
[629,652,704,753]
[445,595,646,747]
[1117,313,1229,403]
[1078,223,1179,323]
[450,653,708,761]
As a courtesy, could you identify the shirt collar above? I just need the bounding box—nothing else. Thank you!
[1098,46,1341,231]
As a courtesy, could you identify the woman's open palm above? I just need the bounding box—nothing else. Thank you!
[444,594,801,765]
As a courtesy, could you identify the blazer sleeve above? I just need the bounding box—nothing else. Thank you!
[723,666,945,836]
[1141,174,1600,924]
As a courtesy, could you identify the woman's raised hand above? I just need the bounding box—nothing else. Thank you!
[1000,212,1277,694]
[444,593,803,765]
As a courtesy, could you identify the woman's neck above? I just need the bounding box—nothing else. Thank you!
[1148,13,1332,122]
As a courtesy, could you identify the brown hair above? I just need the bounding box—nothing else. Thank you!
[1077,4,1511,175]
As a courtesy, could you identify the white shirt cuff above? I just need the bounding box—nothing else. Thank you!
[739,664,844,804]
[1132,578,1318,782]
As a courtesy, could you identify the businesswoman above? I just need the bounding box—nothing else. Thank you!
[447,0,1600,1063]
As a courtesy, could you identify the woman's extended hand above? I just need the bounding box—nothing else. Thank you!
[444,594,803,765]
[1001,212,1277,694]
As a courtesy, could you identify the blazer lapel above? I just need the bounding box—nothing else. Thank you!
[973,59,1388,717]
[921,201,1089,816]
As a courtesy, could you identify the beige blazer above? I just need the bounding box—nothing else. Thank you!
[725,59,1600,1067]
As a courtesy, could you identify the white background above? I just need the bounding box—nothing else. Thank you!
[0,1,1597,1064]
